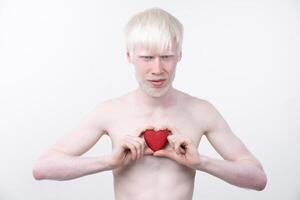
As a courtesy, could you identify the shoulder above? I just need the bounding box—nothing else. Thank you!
[93,97,122,115]
[189,96,221,122]
[187,96,228,134]
[80,97,123,135]
[92,91,132,118]
[176,90,215,114]
[190,97,218,116]
[176,91,222,127]
[84,96,120,121]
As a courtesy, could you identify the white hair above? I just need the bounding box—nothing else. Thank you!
[124,8,184,54]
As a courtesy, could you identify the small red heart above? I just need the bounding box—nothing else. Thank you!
[143,129,171,152]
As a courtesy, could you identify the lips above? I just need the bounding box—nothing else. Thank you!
[148,79,166,87]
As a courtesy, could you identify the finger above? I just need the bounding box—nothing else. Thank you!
[126,136,145,159]
[167,135,176,148]
[170,126,180,135]
[183,139,195,153]
[125,139,141,160]
[167,134,176,142]
[179,145,186,154]
[153,149,174,159]
[163,125,179,135]
[127,135,145,147]
[138,140,146,159]
[129,140,142,160]
[155,126,172,135]
[120,143,131,162]
[139,126,155,137]
[123,141,137,161]
[168,136,187,154]
[128,135,151,156]
[176,138,189,154]
[159,125,172,133]
[144,146,154,155]
[174,140,183,154]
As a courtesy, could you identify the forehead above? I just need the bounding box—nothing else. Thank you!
[133,45,177,55]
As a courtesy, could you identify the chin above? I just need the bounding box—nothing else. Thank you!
[141,82,172,98]
[135,71,176,98]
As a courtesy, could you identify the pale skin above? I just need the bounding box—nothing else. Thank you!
[33,44,267,200]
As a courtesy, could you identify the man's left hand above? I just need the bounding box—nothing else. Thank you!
[153,134,202,170]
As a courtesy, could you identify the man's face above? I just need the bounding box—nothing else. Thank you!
[127,45,182,98]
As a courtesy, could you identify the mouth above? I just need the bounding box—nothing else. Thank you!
[148,79,166,87]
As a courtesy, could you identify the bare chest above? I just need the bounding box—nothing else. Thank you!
[105,105,206,148]
[105,99,206,198]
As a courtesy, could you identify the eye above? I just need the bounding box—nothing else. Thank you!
[161,55,173,60]
[140,56,154,61]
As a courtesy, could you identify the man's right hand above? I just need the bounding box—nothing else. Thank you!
[110,135,153,169]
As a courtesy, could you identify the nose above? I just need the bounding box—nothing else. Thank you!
[151,57,164,75]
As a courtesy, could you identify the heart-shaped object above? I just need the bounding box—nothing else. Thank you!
[143,129,171,152]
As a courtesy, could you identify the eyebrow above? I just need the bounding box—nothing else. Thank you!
[160,54,174,56]
[138,55,154,58]
[138,54,175,57]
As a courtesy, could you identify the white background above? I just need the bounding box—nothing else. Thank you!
[0,0,299,199]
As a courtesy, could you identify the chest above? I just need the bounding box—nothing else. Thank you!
[106,107,206,148]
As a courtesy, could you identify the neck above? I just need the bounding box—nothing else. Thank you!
[133,86,178,109]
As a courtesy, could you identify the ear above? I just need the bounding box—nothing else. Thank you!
[126,50,132,63]
[177,51,182,62]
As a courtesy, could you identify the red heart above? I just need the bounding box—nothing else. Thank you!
[143,129,171,152]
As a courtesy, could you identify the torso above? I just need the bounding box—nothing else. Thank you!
[103,89,209,200]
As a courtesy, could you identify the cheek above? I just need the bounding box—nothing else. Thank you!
[165,62,177,73]
[134,65,147,77]
[135,62,151,73]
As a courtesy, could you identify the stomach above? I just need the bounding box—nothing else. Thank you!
[113,155,196,200]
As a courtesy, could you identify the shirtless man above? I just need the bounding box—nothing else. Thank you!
[33,8,267,200]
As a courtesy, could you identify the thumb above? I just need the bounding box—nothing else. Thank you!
[144,146,154,155]
[153,149,174,158]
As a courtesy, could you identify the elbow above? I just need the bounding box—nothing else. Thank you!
[32,162,45,180]
[32,150,60,180]
[32,153,70,181]
[254,172,267,191]
[32,156,52,180]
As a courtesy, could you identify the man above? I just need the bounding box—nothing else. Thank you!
[33,8,267,200]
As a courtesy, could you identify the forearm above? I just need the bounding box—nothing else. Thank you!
[33,151,113,181]
[197,155,267,190]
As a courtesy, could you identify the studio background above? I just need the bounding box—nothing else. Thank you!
[0,0,299,199]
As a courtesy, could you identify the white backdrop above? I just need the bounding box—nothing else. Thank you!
[0,0,299,199]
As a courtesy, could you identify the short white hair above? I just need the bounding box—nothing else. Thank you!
[124,8,184,54]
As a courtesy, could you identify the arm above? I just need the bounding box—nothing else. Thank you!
[198,101,267,190]
[32,102,113,181]
[154,101,267,191]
